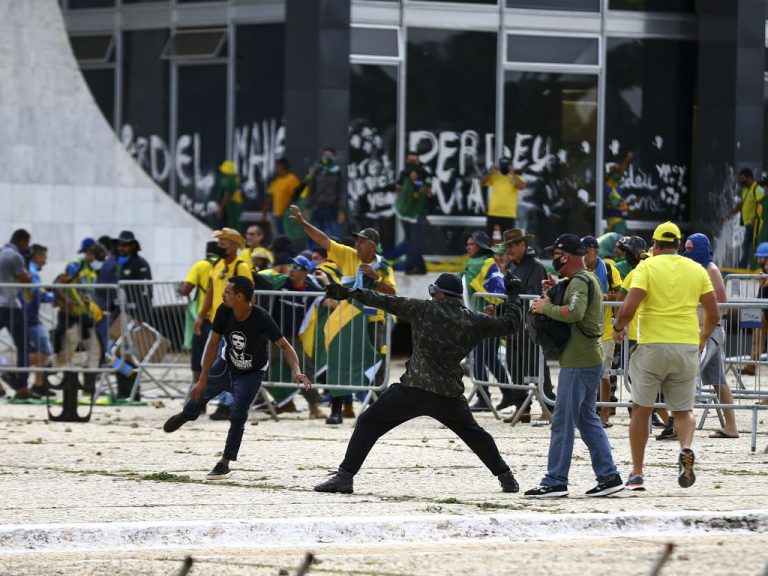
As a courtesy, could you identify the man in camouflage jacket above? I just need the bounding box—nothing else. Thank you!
[314,272,523,494]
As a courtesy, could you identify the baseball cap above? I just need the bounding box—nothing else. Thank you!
[546,234,586,256]
[581,235,599,250]
[652,221,682,242]
[78,237,95,253]
[352,228,380,246]
[291,255,314,272]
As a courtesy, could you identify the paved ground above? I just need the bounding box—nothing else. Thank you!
[0,360,766,574]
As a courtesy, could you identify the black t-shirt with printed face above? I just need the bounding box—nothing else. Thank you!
[212,304,283,373]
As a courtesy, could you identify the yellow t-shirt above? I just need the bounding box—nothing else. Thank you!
[630,254,714,345]
[486,173,521,219]
[602,262,622,341]
[183,258,214,316]
[619,269,639,342]
[328,240,397,323]
[741,182,765,226]
[207,256,251,322]
[268,173,301,217]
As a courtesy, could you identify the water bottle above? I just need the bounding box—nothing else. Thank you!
[106,354,135,377]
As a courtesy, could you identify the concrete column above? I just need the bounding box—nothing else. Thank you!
[284,0,351,176]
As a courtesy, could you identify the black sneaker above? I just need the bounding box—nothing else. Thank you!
[524,484,568,498]
[325,413,342,425]
[585,474,625,497]
[206,461,231,480]
[655,426,677,441]
[497,471,519,493]
[677,448,696,488]
[163,412,188,433]
[209,405,230,421]
[314,469,354,494]
[651,413,666,428]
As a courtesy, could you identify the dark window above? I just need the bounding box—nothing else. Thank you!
[176,64,228,226]
[605,38,697,222]
[507,0,599,10]
[70,35,114,63]
[82,68,115,128]
[123,0,168,4]
[609,0,695,12]
[417,0,496,3]
[504,72,598,247]
[407,28,497,255]
[234,24,286,212]
[162,29,227,60]
[351,28,399,58]
[349,64,398,249]
[121,30,171,191]
[68,0,114,8]
[507,35,598,65]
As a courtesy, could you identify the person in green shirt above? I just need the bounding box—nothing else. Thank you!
[525,234,622,499]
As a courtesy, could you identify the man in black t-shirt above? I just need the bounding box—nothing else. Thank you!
[163,276,311,480]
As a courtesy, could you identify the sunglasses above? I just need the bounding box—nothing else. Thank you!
[288,264,307,272]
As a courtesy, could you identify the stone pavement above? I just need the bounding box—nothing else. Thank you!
[0,360,766,574]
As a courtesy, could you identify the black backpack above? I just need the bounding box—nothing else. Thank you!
[527,272,600,358]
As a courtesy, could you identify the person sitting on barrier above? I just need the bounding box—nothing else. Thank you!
[256,255,325,419]
[0,228,34,399]
[22,244,54,397]
[582,235,622,428]
[52,242,107,394]
[525,235,623,499]
[194,228,251,420]
[613,222,719,492]
[179,241,224,385]
[461,231,509,413]
[313,272,523,495]
[684,233,739,439]
[164,275,312,480]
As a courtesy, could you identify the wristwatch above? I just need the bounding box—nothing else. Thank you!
[612,325,624,332]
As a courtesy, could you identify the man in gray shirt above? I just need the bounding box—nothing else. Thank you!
[0,229,33,398]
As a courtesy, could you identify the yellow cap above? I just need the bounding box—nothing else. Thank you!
[219,160,236,175]
[652,221,681,242]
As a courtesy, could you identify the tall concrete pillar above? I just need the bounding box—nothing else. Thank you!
[694,0,765,248]
[284,0,351,176]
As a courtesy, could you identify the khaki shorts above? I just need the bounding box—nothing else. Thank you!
[601,340,615,380]
[628,343,699,411]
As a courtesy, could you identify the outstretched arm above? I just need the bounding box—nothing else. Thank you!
[342,288,423,321]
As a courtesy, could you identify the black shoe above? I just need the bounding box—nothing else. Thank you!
[31,385,55,397]
[314,469,354,494]
[325,413,343,425]
[524,484,569,498]
[163,412,188,433]
[585,474,625,497]
[495,399,515,411]
[498,471,519,493]
[655,426,677,441]
[651,413,666,428]
[469,399,491,412]
[206,461,231,480]
[209,405,231,420]
[677,448,696,488]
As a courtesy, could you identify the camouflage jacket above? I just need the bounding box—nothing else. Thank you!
[352,289,522,397]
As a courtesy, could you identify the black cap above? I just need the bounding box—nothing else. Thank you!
[546,234,586,256]
[434,273,463,297]
[117,230,141,251]
[581,235,599,250]
[352,228,380,246]
[88,242,107,260]
[617,235,647,258]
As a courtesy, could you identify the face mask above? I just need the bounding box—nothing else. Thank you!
[406,162,419,173]
[117,255,130,266]
[209,246,227,259]
[499,164,510,175]
[552,255,565,272]
[90,260,104,271]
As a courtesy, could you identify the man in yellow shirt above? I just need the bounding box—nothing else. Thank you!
[727,168,765,268]
[193,228,250,420]
[613,221,719,492]
[262,158,301,236]
[482,157,526,238]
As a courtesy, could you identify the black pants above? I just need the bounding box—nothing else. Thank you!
[339,384,510,476]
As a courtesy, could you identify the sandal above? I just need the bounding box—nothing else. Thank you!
[708,429,738,439]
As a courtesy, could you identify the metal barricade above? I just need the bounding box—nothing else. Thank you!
[115,283,393,412]
[0,282,125,421]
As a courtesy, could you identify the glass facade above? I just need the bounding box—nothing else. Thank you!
[64,1,715,252]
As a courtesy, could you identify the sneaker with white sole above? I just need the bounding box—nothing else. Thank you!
[677,448,696,488]
[524,484,569,498]
[585,474,625,497]
[206,461,231,480]
[625,475,646,492]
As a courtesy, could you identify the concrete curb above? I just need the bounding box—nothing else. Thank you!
[1,509,767,554]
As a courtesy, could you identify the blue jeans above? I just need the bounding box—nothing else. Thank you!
[0,307,28,389]
[182,358,263,461]
[740,224,754,268]
[543,364,617,486]
[311,206,340,241]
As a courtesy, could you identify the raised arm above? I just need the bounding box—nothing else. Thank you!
[288,204,330,250]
